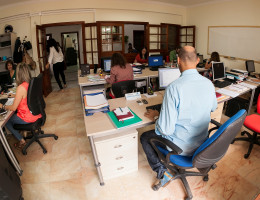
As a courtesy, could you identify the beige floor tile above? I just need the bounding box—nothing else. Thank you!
[22,183,50,200]
[55,117,77,137]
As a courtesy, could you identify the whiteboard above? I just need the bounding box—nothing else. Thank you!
[208,26,260,63]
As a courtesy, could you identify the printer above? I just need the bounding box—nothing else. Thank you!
[230,69,248,78]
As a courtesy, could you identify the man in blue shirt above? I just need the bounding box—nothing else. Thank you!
[140,46,217,187]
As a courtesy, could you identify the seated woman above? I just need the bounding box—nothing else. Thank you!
[134,47,148,64]
[204,51,220,80]
[105,53,133,84]
[5,60,16,83]
[0,63,42,150]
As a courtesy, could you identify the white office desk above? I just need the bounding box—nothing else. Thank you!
[0,111,23,175]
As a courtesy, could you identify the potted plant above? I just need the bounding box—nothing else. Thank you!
[124,35,129,43]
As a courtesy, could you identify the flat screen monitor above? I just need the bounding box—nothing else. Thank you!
[0,71,11,86]
[148,55,163,67]
[198,55,203,64]
[159,68,181,89]
[246,60,255,73]
[212,62,225,81]
[101,57,112,72]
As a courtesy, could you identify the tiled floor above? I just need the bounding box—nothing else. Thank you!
[9,86,260,200]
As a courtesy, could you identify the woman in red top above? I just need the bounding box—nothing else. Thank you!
[0,63,42,150]
[134,47,148,64]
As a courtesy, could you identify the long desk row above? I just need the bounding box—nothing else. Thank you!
[79,69,260,185]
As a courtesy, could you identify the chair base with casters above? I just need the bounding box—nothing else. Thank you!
[148,110,247,200]
[14,118,58,155]
[232,130,260,159]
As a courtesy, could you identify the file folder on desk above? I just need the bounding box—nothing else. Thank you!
[107,108,142,129]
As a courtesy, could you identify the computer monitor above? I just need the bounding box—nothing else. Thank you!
[212,62,225,81]
[159,68,181,89]
[0,71,11,86]
[245,60,255,73]
[198,55,203,64]
[101,57,112,73]
[148,55,163,68]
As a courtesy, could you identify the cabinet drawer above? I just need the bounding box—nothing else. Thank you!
[101,158,138,180]
[95,132,137,156]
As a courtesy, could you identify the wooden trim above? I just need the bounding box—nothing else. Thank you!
[97,21,148,25]
[208,26,260,28]
[41,21,85,28]
[82,23,87,64]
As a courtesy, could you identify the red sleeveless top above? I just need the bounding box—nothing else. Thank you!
[17,82,42,123]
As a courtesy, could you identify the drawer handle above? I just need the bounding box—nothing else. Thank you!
[114,145,122,148]
[117,167,124,170]
[116,156,123,160]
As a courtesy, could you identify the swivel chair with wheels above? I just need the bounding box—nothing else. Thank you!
[232,94,260,158]
[149,109,247,200]
[110,80,136,98]
[14,74,58,155]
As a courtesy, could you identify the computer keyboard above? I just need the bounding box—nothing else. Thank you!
[0,98,8,105]
[214,80,233,88]
[146,104,162,112]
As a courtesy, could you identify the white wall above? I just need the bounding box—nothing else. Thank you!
[187,0,260,72]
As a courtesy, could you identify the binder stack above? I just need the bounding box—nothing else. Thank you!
[83,90,110,116]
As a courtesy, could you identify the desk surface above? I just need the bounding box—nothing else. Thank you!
[84,92,164,137]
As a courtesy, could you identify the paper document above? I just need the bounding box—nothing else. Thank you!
[239,82,257,89]
[216,88,240,98]
[143,93,157,98]
[114,107,130,116]
[87,75,105,82]
[228,84,248,93]
[84,93,108,109]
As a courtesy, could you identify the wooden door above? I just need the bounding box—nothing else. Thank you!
[85,23,98,68]
[36,25,52,97]
[133,30,145,53]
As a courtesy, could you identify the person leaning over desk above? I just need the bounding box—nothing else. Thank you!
[140,46,217,188]
[169,46,180,63]
[134,47,148,64]
[0,63,42,151]
[5,60,16,83]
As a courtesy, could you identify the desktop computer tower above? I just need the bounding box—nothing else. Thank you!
[225,97,249,117]
[0,143,23,200]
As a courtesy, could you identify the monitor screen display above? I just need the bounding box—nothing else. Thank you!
[148,56,163,67]
[101,57,112,72]
[246,60,255,73]
[0,71,11,86]
[198,55,203,64]
[212,62,225,81]
[159,68,181,89]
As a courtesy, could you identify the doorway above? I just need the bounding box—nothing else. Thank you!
[133,30,145,52]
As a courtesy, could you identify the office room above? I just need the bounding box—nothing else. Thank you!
[0,0,259,199]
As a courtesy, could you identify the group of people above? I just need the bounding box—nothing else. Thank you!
[0,37,67,150]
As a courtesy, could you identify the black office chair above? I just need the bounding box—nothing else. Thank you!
[149,109,247,200]
[110,80,136,98]
[14,74,58,155]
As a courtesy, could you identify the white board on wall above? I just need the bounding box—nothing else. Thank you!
[208,26,260,63]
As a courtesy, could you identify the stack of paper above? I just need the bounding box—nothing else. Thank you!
[83,92,110,116]
[87,75,105,82]
[113,107,134,121]
[132,67,142,74]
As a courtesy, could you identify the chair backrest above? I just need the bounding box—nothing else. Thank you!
[192,109,247,169]
[257,94,260,114]
[27,74,46,125]
[111,80,136,98]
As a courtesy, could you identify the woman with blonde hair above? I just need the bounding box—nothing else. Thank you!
[0,63,42,150]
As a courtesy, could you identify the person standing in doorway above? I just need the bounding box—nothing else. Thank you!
[45,38,67,91]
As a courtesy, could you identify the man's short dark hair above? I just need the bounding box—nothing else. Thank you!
[178,46,198,62]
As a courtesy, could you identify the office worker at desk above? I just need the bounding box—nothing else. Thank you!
[6,60,16,83]
[140,46,217,185]
[169,46,180,63]
[0,63,42,150]
[105,52,133,84]
[134,47,148,64]
[204,51,220,79]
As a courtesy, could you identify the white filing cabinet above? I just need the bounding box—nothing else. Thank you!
[94,129,138,180]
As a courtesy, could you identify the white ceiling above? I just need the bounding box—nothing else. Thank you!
[0,0,232,8]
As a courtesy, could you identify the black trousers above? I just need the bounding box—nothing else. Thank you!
[140,130,167,179]
[53,61,66,89]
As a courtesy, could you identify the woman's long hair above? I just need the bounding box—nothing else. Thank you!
[139,47,148,60]
[111,53,126,69]
[210,52,220,62]
[48,38,59,53]
[16,63,31,86]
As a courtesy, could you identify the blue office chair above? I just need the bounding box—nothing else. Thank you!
[149,109,247,200]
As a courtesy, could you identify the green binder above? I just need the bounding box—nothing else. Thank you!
[107,108,142,129]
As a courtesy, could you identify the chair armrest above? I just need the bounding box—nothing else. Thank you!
[210,119,222,128]
[149,136,183,165]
